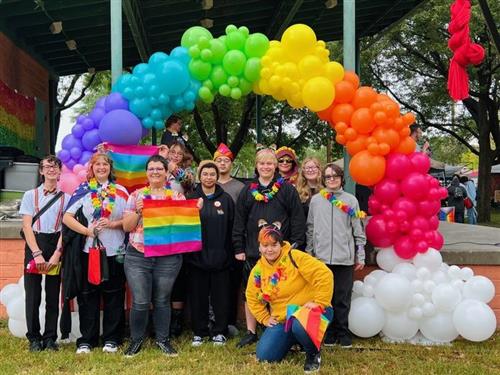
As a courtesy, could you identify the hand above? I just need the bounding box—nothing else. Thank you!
[303,301,321,310]
[135,198,144,213]
[168,161,178,173]
[34,254,46,272]
[354,262,365,271]
[97,217,111,229]
[47,252,61,270]
[87,223,100,238]
[158,145,169,159]
[235,253,246,261]
[196,198,203,210]
[266,316,279,327]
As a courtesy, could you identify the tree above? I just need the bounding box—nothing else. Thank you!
[359,0,499,222]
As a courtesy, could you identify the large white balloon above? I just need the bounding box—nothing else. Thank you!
[413,248,442,272]
[8,318,27,338]
[422,302,437,317]
[462,276,495,303]
[348,297,385,338]
[6,296,25,320]
[432,283,462,312]
[453,299,497,342]
[382,311,419,340]
[362,284,375,298]
[448,265,461,280]
[420,312,459,343]
[374,274,412,312]
[376,247,410,272]
[353,280,364,295]
[0,284,20,306]
[392,263,417,281]
[432,270,449,285]
[460,267,474,281]
[416,267,431,281]
[408,306,423,320]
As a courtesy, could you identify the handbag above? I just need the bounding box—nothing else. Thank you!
[88,236,109,285]
[26,260,61,275]
[20,191,64,239]
[464,197,473,209]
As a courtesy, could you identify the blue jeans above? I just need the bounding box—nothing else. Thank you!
[467,207,477,224]
[256,307,333,362]
[124,245,182,342]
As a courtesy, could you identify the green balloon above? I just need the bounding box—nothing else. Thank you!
[203,80,214,91]
[225,24,238,34]
[239,78,252,95]
[219,84,231,97]
[222,50,247,76]
[199,86,212,101]
[181,26,213,48]
[228,76,239,88]
[198,36,210,50]
[230,87,242,100]
[244,33,270,58]
[209,39,227,64]
[210,65,228,89]
[189,59,212,81]
[244,57,261,82]
[239,26,250,37]
[189,46,201,58]
[200,48,213,62]
[225,30,246,51]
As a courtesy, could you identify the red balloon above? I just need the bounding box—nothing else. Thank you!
[410,228,424,241]
[386,220,399,234]
[400,172,430,201]
[392,197,417,219]
[429,188,441,201]
[409,152,431,174]
[427,230,444,250]
[395,210,408,223]
[399,220,411,233]
[411,215,431,231]
[415,240,429,253]
[394,236,417,259]
[366,215,397,247]
[418,200,441,217]
[368,196,383,215]
[428,216,440,230]
[374,179,401,204]
[385,153,412,181]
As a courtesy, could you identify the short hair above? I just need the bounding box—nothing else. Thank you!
[145,154,169,171]
[258,225,283,245]
[197,161,220,180]
[39,155,62,182]
[165,115,181,128]
[255,148,278,166]
[410,124,421,135]
[459,176,469,183]
[323,163,344,185]
[86,153,116,182]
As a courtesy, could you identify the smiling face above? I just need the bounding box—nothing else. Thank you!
[259,240,282,263]
[277,156,294,174]
[39,157,61,183]
[169,145,184,164]
[146,160,168,186]
[302,160,320,182]
[255,151,278,180]
[324,166,342,190]
[91,156,111,182]
[200,167,218,190]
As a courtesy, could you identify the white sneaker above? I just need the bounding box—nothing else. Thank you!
[212,334,227,346]
[191,336,204,347]
[103,342,118,353]
[76,344,91,354]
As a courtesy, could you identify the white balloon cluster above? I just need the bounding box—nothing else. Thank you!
[349,247,497,343]
[0,276,81,342]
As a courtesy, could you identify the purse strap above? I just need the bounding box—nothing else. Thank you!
[31,191,64,227]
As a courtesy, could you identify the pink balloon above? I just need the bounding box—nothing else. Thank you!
[427,230,444,250]
[399,220,411,233]
[439,187,449,199]
[374,179,401,204]
[77,170,87,182]
[366,215,397,247]
[394,210,408,223]
[409,152,431,174]
[386,220,399,234]
[409,228,424,241]
[392,197,417,219]
[400,172,429,201]
[427,176,440,188]
[411,215,431,231]
[418,200,441,217]
[58,172,81,194]
[73,164,85,174]
[368,196,383,215]
[385,153,412,180]
[394,236,417,259]
[383,209,396,220]
[415,240,429,253]
[428,188,441,200]
[428,216,440,230]
[61,165,70,173]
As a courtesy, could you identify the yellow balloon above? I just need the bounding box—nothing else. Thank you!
[283,62,299,79]
[253,81,263,95]
[269,75,282,91]
[273,90,287,101]
[302,77,335,112]
[281,24,317,62]
[324,61,344,84]
[287,95,304,109]
[298,55,324,79]
[259,79,272,95]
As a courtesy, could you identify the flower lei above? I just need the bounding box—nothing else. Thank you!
[89,178,116,219]
[142,184,174,200]
[250,176,285,202]
[253,257,288,304]
[319,189,367,218]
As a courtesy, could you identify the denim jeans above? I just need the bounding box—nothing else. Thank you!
[466,207,477,224]
[256,307,333,362]
[124,244,182,342]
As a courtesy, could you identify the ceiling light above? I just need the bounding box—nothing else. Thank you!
[200,18,213,28]
[65,40,77,50]
[324,0,337,9]
[49,21,62,34]
[202,0,213,10]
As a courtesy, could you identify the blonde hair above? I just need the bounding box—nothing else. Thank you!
[86,153,115,182]
[255,148,278,166]
[296,157,323,203]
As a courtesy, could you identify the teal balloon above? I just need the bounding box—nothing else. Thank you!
[210,65,228,89]
[142,117,154,129]
[148,52,169,66]
[209,39,227,64]
[154,121,164,129]
[244,57,261,82]
[148,84,161,97]
[219,84,231,96]
[130,98,152,118]
[225,30,246,51]
[181,26,213,48]
[244,33,270,58]
[151,109,162,120]
[189,59,212,81]
[133,63,150,77]
[230,88,242,100]
[156,60,190,95]
[158,94,169,104]
[239,78,253,95]
[222,50,247,76]
[135,86,145,97]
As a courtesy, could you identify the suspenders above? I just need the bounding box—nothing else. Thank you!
[33,188,65,233]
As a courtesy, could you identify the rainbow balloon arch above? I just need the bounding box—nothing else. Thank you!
[50,23,496,343]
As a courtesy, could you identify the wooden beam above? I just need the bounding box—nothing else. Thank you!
[123,0,151,62]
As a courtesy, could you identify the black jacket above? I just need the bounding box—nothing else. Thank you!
[186,184,235,270]
[232,178,306,259]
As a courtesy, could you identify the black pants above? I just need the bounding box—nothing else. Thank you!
[228,260,243,325]
[455,209,465,223]
[188,265,230,337]
[76,252,125,347]
[327,264,354,340]
[24,233,61,343]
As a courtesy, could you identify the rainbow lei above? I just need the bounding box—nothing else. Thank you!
[253,257,288,304]
[142,184,174,200]
[319,189,367,218]
[250,176,285,203]
[89,178,116,219]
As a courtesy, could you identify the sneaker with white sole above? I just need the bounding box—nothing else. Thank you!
[191,336,204,347]
[212,334,227,346]
[103,342,118,353]
[76,344,91,354]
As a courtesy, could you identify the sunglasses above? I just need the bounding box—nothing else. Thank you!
[278,159,293,164]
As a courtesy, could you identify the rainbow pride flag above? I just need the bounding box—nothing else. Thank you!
[105,143,158,193]
[285,304,331,350]
[143,199,202,257]
[439,207,455,222]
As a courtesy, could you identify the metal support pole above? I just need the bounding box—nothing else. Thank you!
[111,0,123,86]
[343,0,356,194]
[255,95,262,144]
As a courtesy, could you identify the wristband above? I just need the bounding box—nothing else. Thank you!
[32,250,43,257]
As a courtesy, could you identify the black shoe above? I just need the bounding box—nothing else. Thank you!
[339,336,352,348]
[323,333,338,347]
[43,339,59,351]
[29,340,43,352]
[170,309,184,337]
[124,339,143,357]
[304,353,321,373]
[156,340,178,356]
[236,330,258,348]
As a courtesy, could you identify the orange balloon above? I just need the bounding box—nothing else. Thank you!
[369,102,384,115]
[402,112,416,126]
[350,108,375,134]
[335,134,347,144]
[367,143,380,155]
[373,111,388,126]
[328,122,336,131]
[349,150,386,186]
[394,117,404,130]
[352,87,378,109]
[334,80,356,104]
[334,122,348,134]
[331,103,354,124]
[399,127,411,137]
[395,136,416,154]
[373,128,400,150]
[379,143,391,155]
[346,135,368,156]
[384,102,399,118]
[317,105,333,121]
[367,136,377,145]
[343,71,360,89]
[344,127,358,141]
[377,93,392,103]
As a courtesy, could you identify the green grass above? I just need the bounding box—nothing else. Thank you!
[487,208,500,228]
[1,321,499,375]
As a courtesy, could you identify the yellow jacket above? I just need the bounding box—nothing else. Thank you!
[246,241,333,325]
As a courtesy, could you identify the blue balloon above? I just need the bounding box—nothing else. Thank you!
[62,134,83,150]
[95,97,106,109]
[89,107,106,128]
[170,46,190,65]
[132,63,150,77]
[82,118,95,130]
[99,109,142,145]
[148,52,169,66]
[129,98,152,118]
[82,129,101,151]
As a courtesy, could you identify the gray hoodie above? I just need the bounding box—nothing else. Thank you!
[306,188,366,265]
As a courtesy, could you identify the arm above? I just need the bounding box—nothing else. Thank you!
[350,198,366,267]
[122,193,142,233]
[288,186,306,248]
[305,200,315,255]
[295,252,334,308]
[22,215,46,269]
[245,266,272,325]
[232,188,248,259]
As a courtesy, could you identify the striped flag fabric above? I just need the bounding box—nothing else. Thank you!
[142,199,202,257]
[285,304,331,350]
[105,143,158,193]
[439,207,455,222]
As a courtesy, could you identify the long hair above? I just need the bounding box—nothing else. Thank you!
[86,153,116,182]
[296,157,323,203]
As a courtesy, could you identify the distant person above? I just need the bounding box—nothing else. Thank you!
[460,176,477,224]
[447,176,468,223]
[160,115,188,147]
[275,146,299,186]
[410,124,431,155]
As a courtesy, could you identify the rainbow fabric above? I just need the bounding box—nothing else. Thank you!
[105,143,158,193]
[284,304,331,350]
[142,199,202,257]
[439,207,455,222]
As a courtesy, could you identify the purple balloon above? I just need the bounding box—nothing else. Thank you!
[105,93,129,112]
[79,151,93,165]
[82,118,95,130]
[70,147,82,159]
[95,97,106,109]
[82,129,102,151]
[66,159,77,170]
[72,124,85,138]
[61,134,83,150]
[57,149,70,162]
[98,109,142,145]
[76,115,85,124]
[89,107,106,128]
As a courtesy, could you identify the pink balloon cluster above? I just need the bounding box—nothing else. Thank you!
[366,152,448,259]
[58,163,88,194]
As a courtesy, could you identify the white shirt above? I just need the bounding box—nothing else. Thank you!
[65,182,128,256]
[19,185,70,233]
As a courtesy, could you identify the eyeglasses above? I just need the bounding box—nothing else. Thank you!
[42,165,60,171]
[278,159,293,164]
[147,167,165,173]
[324,175,341,180]
[304,166,318,172]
